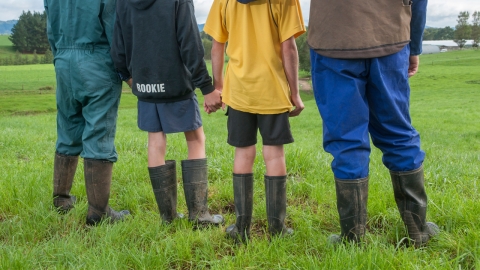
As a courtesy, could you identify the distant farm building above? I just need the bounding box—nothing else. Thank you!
[422,40,474,53]
[422,44,441,54]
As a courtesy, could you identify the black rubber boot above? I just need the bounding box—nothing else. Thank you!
[390,165,439,247]
[329,177,368,244]
[148,160,183,223]
[226,173,254,243]
[265,175,293,237]
[53,152,79,213]
[84,158,130,225]
[181,158,224,228]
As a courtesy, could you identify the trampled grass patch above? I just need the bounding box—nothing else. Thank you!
[0,50,479,268]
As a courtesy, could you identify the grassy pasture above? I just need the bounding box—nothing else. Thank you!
[0,50,479,269]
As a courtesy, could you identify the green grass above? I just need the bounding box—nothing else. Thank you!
[0,35,12,46]
[0,35,15,58]
[0,50,479,268]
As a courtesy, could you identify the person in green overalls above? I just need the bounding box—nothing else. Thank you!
[45,0,130,225]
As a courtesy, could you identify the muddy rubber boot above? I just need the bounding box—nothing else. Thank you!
[226,173,254,243]
[53,152,79,213]
[390,165,439,247]
[84,158,130,226]
[148,160,183,223]
[328,177,368,245]
[181,158,224,228]
[265,175,293,237]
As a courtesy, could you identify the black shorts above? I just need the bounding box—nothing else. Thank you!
[226,107,294,147]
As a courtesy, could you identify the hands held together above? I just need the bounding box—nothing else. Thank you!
[203,89,224,114]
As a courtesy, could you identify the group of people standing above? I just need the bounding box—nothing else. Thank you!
[44,0,438,247]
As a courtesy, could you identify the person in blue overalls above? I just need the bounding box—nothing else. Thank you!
[308,0,439,247]
[45,0,130,225]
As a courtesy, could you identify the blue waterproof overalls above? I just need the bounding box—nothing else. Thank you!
[310,45,425,180]
[45,0,122,162]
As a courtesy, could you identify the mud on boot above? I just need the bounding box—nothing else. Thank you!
[181,158,224,228]
[53,152,79,213]
[265,175,293,238]
[84,158,130,226]
[226,173,254,243]
[148,160,183,224]
[329,177,368,245]
[391,166,439,247]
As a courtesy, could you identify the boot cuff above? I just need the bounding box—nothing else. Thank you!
[390,164,424,176]
[181,158,207,169]
[233,173,254,178]
[334,177,369,184]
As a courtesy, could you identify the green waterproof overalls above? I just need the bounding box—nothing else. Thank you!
[45,0,122,162]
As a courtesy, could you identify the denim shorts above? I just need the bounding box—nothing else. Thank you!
[226,106,294,147]
[138,96,202,133]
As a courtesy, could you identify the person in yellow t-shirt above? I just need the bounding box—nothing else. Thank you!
[204,0,305,243]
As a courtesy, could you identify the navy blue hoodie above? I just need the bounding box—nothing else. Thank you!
[111,0,214,103]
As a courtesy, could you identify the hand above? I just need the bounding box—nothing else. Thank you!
[203,89,224,114]
[126,78,133,88]
[289,94,304,117]
[408,55,420,77]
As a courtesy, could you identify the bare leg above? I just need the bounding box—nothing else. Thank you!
[184,127,206,160]
[148,132,167,167]
[233,145,256,174]
[263,145,287,176]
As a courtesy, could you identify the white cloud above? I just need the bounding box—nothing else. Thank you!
[0,0,44,21]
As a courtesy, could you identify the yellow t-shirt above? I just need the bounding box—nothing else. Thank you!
[204,0,305,114]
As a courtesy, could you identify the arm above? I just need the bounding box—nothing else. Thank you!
[281,36,304,117]
[109,10,131,84]
[176,1,222,112]
[44,1,57,58]
[207,39,226,113]
[409,0,427,77]
[101,0,117,47]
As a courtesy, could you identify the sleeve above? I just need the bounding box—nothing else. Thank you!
[44,0,57,57]
[101,0,117,46]
[409,0,428,55]
[110,8,131,80]
[203,0,229,43]
[277,0,306,43]
[176,0,214,95]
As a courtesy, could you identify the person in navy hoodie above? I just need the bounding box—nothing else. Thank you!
[111,0,224,227]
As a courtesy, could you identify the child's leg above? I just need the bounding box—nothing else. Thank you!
[262,145,287,176]
[148,131,167,167]
[184,127,206,160]
[233,145,256,174]
[182,127,224,226]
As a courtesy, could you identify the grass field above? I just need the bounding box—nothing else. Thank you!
[0,50,479,269]
[0,35,15,57]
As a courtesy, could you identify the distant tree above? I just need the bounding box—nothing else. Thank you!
[14,50,22,65]
[422,28,438,40]
[9,11,49,53]
[32,49,39,64]
[435,26,455,40]
[295,28,310,71]
[472,11,480,48]
[43,49,54,64]
[454,11,471,48]
[200,31,213,41]
[202,38,212,60]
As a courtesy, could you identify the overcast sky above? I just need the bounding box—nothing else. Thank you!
[1,0,480,28]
